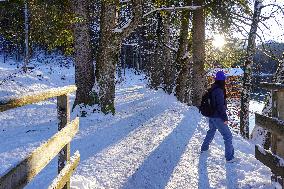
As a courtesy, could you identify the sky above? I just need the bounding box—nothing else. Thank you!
[207,0,284,46]
[257,0,284,42]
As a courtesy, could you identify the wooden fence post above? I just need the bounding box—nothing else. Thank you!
[57,94,70,189]
[271,90,278,153]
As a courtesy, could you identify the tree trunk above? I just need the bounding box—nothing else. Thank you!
[149,13,164,89]
[191,0,206,107]
[162,13,175,94]
[95,1,118,114]
[95,0,142,114]
[240,0,263,139]
[72,0,95,107]
[175,3,191,103]
[23,0,29,73]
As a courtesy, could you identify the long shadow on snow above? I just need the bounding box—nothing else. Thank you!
[115,91,156,109]
[71,99,168,163]
[198,152,211,189]
[122,110,201,189]
[225,162,238,189]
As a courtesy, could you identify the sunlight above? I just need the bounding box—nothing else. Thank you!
[212,34,226,49]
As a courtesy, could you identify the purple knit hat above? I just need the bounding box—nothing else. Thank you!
[215,71,226,81]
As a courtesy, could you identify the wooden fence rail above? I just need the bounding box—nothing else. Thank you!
[0,85,77,112]
[255,82,284,188]
[0,85,79,189]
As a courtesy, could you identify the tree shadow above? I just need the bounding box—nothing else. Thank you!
[71,99,168,162]
[121,111,201,189]
[198,152,211,189]
[225,162,238,189]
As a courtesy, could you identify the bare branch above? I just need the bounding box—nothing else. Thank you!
[261,4,284,15]
[162,42,178,53]
[143,5,202,18]
[113,0,143,39]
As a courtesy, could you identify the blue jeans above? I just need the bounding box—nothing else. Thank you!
[201,118,234,161]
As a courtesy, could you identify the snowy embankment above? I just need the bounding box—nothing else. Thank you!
[0,60,273,189]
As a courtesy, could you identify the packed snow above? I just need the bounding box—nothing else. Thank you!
[0,58,275,188]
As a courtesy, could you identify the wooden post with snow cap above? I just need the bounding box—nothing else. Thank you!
[255,82,284,187]
[57,94,71,189]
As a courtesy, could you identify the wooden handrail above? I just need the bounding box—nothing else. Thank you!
[48,151,80,189]
[255,145,284,177]
[255,113,284,136]
[258,82,284,91]
[0,118,79,189]
[0,85,77,112]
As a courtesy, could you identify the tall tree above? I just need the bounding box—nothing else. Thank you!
[161,12,175,94]
[23,0,29,72]
[149,12,164,89]
[72,0,95,107]
[175,1,192,103]
[240,0,263,139]
[191,0,205,106]
[95,0,142,113]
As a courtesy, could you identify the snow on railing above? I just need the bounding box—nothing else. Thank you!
[0,85,79,189]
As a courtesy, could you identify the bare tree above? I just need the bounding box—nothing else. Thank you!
[240,0,264,139]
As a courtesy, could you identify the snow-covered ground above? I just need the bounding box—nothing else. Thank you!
[0,59,274,188]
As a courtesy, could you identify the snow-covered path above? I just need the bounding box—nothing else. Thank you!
[71,82,272,189]
[0,62,273,189]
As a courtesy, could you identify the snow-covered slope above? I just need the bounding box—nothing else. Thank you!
[0,60,273,189]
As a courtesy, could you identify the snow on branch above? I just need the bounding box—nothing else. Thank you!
[143,6,202,18]
[162,42,178,53]
[113,0,143,39]
[113,18,133,33]
[182,52,191,59]
[120,0,130,3]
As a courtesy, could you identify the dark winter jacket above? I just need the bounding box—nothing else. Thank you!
[210,84,228,122]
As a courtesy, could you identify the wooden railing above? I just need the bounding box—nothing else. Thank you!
[0,85,79,189]
[255,82,284,188]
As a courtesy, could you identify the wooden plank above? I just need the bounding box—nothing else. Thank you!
[259,82,284,91]
[48,151,80,189]
[272,91,278,118]
[278,91,284,120]
[57,95,70,189]
[0,118,79,189]
[255,113,284,136]
[255,145,284,177]
[271,91,278,154]
[276,91,284,157]
[0,85,77,112]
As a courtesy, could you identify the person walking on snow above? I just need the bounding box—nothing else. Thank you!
[201,71,238,163]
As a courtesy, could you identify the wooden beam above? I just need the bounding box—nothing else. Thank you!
[259,82,284,91]
[0,85,77,112]
[48,152,80,189]
[0,118,79,189]
[255,113,284,136]
[255,145,284,177]
[57,95,71,189]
